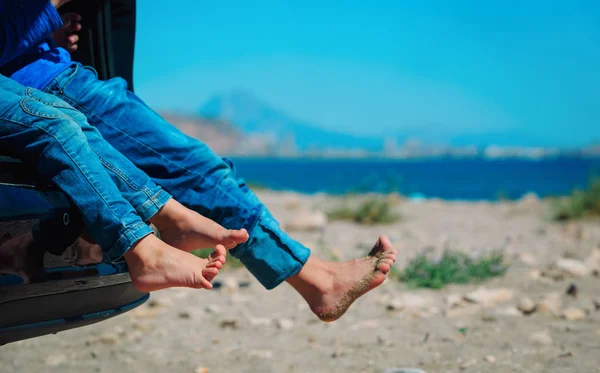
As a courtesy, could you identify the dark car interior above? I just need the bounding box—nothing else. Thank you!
[0,0,148,345]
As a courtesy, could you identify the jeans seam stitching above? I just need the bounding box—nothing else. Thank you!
[106,221,150,260]
[91,142,165,212]
[13,105,131,240]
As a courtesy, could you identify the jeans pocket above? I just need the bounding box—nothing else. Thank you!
[19,98,71,120]
[25,88,75,110]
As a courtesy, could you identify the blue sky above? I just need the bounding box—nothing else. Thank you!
[134,0,600,147]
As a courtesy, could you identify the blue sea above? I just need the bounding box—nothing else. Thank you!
[230,157,600,201]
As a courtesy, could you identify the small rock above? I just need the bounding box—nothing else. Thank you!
[556,259,590,277]
[484,355,496,364]
[445,304,481,318]
[204,304,220,314]
[517,296,537,315]
[566,283,578,298]
[558,351,574,358]
[284,210,327,232]
[248,317,272,327]
[386,298,404,311]
[382,369,428,373]
[388,293,436,311]
[248,349,273,359]
[530,330,553,346]
[584,247,600,275]
[561,308,585,321]
[537,292,562,315]
[194,367,209,373]
[464,287,514,307]
[276,318,295,330]
[493,306,521,317]
[45,354,67,366]
[541,267,566,281]
[219,319,238,329]
[98,333,120,345]
[518,253,538,267]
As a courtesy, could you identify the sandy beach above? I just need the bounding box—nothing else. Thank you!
[1,190,600,373]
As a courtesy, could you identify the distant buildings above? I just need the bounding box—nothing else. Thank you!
[163,112,600,159]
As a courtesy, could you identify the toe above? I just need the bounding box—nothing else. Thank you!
[377,260,392,273]
[194,272,214,289]
[207,260,223,270]
[215,244,226,256]
[369,235,393,256]
[203,267,219,276]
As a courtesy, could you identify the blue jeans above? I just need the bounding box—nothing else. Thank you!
[0,75,169,261]
[44,63,311,289]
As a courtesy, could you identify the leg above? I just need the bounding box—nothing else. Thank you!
[0,76,225,290]
[46,65,309,289]
[44,65,397,319]
[24,85,248,252]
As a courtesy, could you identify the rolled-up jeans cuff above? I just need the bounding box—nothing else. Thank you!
[230,211,311,290]
[103,221,154,262]
[136,188,172,222]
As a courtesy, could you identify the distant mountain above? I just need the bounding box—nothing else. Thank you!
[198,91,384,152]
[159,112,242,155]
[197,90,578,153]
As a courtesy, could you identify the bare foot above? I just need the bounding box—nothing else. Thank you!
[0,232,46,282]
[71,237,103,265]
[287,236,397,322]
[124,234,226,292]
[150,199,249,252]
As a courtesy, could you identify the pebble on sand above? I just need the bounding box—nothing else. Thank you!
[276,318,295,330]
[248,349,274,359]
[45,354,68,367]
[561,308,586,321]
[555,259,590,277]
[530,330,553,346]
[517,296,537,315]
[484,355,497,364]
[536,292,562,316]
[463,287,514,307]
[584,247,600,276]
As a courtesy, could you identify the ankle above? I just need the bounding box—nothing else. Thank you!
[149,199,184,229]
[124,235,155,263]
[288,256,334,294]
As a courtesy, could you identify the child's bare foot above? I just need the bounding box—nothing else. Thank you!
[287,236,397,322]
[0,232,45,282]
[71,237,103,265]
[150,199,248,252]
[124,234,226,292]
